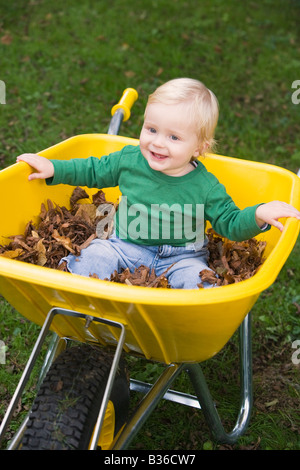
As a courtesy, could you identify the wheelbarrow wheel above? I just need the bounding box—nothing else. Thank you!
[20,343,130,450]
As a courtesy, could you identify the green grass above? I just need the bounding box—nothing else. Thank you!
[0,0,299,450]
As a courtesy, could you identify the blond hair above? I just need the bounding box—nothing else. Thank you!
[147,78,219,157]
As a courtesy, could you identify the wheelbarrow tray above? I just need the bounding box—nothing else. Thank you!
[0,133,299,364]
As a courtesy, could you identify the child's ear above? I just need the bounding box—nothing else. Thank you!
[192,148,200,158]
[199,140,210,156]
[193,140,209,158]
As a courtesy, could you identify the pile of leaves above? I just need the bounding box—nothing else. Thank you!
[91,265,171,288]
[0,187,109,269]
[0,188,266,288]
[103,263,175,288]
[198,228,266,287]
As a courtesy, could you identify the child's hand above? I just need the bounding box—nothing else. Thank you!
[16,153,54,181]
[255,201,300,232]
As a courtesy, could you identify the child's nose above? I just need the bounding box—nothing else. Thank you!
[153,134,164,147]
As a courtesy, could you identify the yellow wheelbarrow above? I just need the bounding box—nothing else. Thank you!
[0,89,299,450]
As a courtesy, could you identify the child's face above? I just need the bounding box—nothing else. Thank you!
[139,101,200,176]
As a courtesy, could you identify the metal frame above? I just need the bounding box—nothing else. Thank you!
[108,108,125,135]
[186,312,252,444]
[0,305,253,450]
[0,307,126,451]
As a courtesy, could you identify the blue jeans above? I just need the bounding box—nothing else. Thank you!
[61,232,213,289]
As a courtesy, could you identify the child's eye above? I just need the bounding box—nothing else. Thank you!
[170,135,179,141]
[149,127,156,133]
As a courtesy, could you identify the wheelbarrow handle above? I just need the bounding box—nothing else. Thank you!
[111,88,138,122]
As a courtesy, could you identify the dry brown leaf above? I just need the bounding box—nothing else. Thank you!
[92,190,108,207]
[0,248,24,259]
[78,233,97,251]
[36,238,47,266]
[70,187,89,207]
[52,229,75,254]
[74,203,97,224]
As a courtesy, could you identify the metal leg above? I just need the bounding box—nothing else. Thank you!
[113,363,185,450]
[7,333,68,450]
[36,333,68,389]
[186,312,253,444]
[0,308,56,445]
[89,317,126,450]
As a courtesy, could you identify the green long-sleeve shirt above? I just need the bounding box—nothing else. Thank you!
[47,145,267,246]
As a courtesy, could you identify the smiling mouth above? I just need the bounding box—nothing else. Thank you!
[151,151,168,160]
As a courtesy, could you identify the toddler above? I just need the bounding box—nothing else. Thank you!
[17,78,300,289]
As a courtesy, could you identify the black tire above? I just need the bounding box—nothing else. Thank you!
[20,344,130,450]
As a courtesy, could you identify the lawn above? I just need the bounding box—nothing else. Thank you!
[0,0,299,450]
